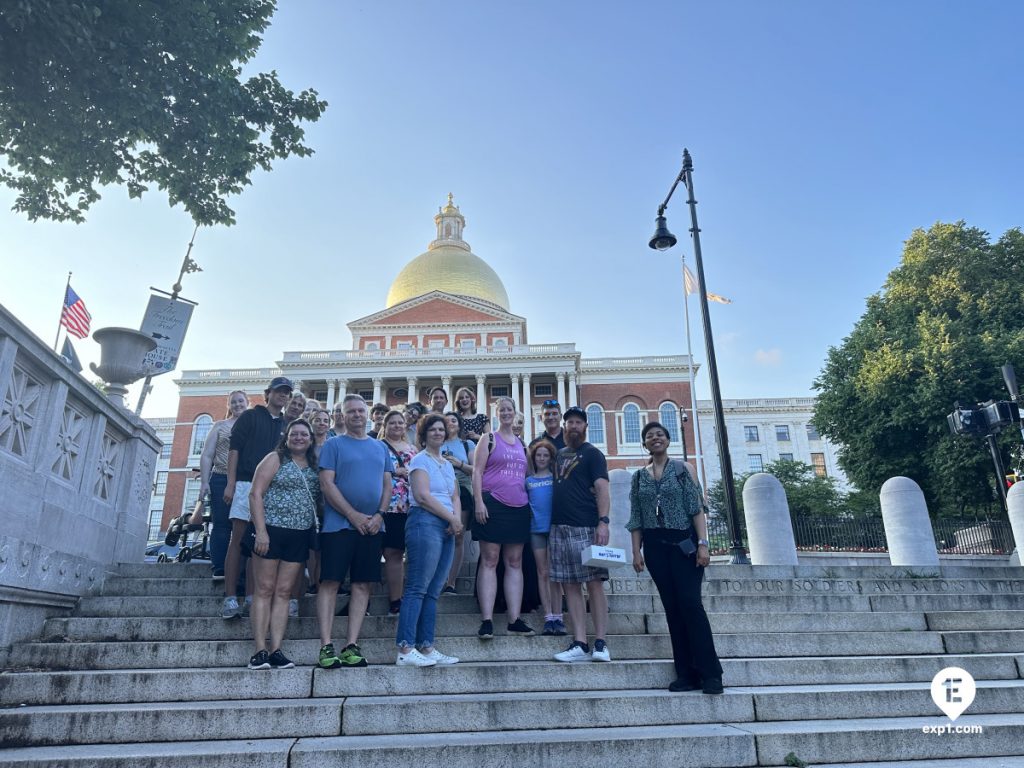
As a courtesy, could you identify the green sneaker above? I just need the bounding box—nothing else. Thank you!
[318,643,342,669]
[338,643,368,667]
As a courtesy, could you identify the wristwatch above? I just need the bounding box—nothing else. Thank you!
[597,516,610,525]
[697,538,710,547]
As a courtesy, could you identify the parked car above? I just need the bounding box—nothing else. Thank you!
[144,542,181,563]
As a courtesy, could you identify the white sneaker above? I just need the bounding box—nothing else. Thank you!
[591,640,611,662]
[289,598,299,618]
[421,648,459,665]
[554,641,592,663]
[396,648,437,667]
[221,596,240,620]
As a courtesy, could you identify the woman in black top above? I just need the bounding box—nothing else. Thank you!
[628,421,723,694]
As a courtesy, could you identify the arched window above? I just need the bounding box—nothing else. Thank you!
[659,402,681,443]
[586,404,605,444]
[189,414,213,457]
[622,403,642,444]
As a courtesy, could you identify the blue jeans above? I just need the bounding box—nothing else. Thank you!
[396,508,455,649]
[209,473,230,576]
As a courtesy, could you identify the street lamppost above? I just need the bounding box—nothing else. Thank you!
[650,148,748,564]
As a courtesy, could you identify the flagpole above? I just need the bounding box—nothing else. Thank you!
[681,258,707,490]
[53,272,72,352]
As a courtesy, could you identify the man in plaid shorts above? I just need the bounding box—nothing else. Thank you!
[549,406,612,662]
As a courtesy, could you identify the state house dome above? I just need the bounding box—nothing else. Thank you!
[385,195,511,311]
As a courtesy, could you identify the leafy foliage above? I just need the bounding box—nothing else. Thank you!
[0,0,327,225]
[707,459,853,518]
[813,223,1024,516]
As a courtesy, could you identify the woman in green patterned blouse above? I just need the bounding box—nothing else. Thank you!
[246,419,321,670]
[627,421,723,695]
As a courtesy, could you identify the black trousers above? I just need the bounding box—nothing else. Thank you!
[643,532,723,683]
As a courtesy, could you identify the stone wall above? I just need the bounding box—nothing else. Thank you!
[0,303,160,660]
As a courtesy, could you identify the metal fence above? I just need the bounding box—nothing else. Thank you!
[704,513,1015,556]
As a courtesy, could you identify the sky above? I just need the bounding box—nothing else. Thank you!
[3,1,1023,418]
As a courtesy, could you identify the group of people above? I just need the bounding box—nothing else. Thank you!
[193,376,723,693]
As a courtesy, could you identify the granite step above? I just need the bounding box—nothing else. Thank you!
[6,629,968,671]
[0,698,343,748]
[0,738,297,768]
[4,654,1021,706]
[40,610,928,643]
[926,610,1024,630]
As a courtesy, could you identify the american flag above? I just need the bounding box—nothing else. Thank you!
[683,264,732,305]
[61,285,92,339]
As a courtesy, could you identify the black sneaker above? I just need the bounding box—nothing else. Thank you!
[441,585,457,595]
[389,599,401,615]
[507,618,535,636]
[269,649,295,669]
[702,677,724,695]
[478,619,494,640]
[248,649,271,670]
[669,677,701,692]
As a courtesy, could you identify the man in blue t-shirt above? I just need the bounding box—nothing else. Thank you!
[316,395,394,668]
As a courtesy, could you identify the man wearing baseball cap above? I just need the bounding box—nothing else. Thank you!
[549,405,612,663]
[221,376,293,619]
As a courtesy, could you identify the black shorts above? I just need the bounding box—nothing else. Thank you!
[320,529,383,584]
[472,492,530,544]
[382,513,407,551]
[256,525,314,564]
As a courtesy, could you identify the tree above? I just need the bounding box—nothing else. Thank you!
[0,1,327,225]
[813,222,1024,516]
[707,459,847,519]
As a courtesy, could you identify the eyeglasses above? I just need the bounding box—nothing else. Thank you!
[542,400,560,408]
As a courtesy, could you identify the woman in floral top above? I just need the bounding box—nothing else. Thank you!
[380,410,417,615]
[247,419,320,670]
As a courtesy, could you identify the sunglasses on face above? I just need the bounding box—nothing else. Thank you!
[543,400,560,408]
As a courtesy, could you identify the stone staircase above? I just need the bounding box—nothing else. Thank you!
[2,563,1024,767]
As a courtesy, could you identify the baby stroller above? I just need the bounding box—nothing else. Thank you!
[162,496,212,563]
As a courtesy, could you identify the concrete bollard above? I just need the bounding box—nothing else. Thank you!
[880,476,939,566]
[608,469,634,563]
[1007,482,1024,566]
[743,473,799,565]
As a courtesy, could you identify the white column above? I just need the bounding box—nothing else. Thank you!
[326,380,336,409]
[372,377,383,405]
[521,373,532,442]
[556,372,567,409]
[441,375,452,402]
[475,374,486,411]
[448,332,456,347]
[511,373,521,410]
[568,372,578,407]
[384,334,392,348]
[406,376,418,404]
[338,379,349,399]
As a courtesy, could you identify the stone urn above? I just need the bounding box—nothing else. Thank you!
[89,327,157,408]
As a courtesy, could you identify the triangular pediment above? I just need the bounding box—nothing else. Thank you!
[349,291,525,329]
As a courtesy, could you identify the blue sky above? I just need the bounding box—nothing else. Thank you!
[3,1,1023,417]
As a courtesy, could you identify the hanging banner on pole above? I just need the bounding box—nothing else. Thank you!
[139,294,195,376]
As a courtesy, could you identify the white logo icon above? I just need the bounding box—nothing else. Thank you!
[930,667,976,721]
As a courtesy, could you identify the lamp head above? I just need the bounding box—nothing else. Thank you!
[648,215,677,251]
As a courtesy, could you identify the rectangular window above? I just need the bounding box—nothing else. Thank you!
[533,384,553,397]
[148,507,163,540]
[489,386,509,398]
[397,341,412,350]
[460,339,476,349]
[779,452,794,462]
[748,454,764,472]
[811,453,827,477]
[744,425,759,442]
[155,471,168,496]
[358,391,373,402]
[775,424,790,442]
[806,423,821,441]
[160,442,172,459]
[429,339,444,349]
[182,478,202,515]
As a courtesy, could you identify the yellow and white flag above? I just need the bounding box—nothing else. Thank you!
[683,264,732,304]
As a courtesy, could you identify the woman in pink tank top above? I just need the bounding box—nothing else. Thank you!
[471,396,535,639]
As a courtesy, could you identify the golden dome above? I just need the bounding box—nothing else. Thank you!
[385,196,511,310]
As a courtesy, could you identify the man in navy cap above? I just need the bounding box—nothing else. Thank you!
[221,376,294,619]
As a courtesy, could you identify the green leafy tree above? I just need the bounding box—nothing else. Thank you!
[813,222,1024,516]
[706,459,848,518]
[0,0,327,225]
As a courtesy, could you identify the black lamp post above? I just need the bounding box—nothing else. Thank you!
[650,149,748,564]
